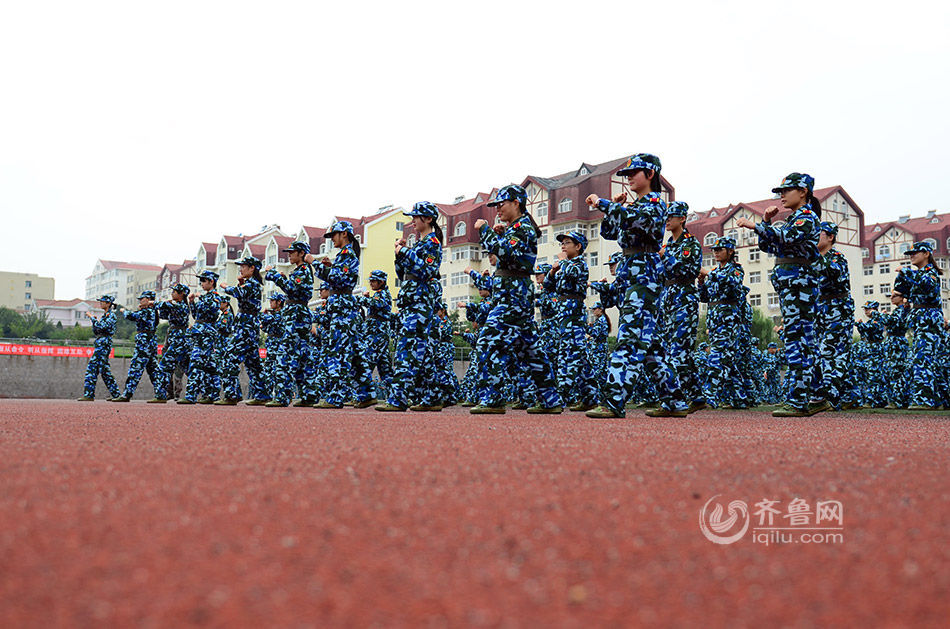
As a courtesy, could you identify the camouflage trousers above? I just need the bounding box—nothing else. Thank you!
[770,265,818,410]
[813,300,853,407]
[387,307,438,408]
[83,339,120,398]
[659,291,701,403]
[184,331,218,402]
[703,306,742,408]
[324,309,375,406]
[555,318,598,407]
[223,319,268,401]
[884,337,910,407]
[475,300,560,409]
[365,328,393,400]
[122,333,159,397]
[910,308,943,407]
[602,283,687,415]
[154,328,190,400]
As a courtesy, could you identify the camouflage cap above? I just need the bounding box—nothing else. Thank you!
[556,230,588,253]
[198,270,220,282]
[591,301,604,310]
[237,256,262,269]
[667,201,689,217]
[616,153,662,176]
[404,201,440,218]
[487,184,527,207]
[318,282,331,291]
[863,300,879,310]
[772,172,815,194]
[369,270,388,283]
[97,295,116,304]
[282,240,311,254]
[324,221,355,238]
[711,236,736,250]
[268,292,286,302]
[606,251,625,265]
[171,283,190,296]
[137,290,156,300]
[908,241,934,255]
[534,263,553,274]
[819,221,839,236]
[767,342,778,349]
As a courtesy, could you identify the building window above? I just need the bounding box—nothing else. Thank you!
[395,221,404,231]
[940,258,949,270]
[879,283,889,294]
[25,292,31,299]
[862,248,870,259]
[899,242,913,256]
[878,245,891,259]
[454,222,467,237]
[536,202,548,219]
[879,264,890,274]
[704,233,718,246]
[767,293,779,309]
[748,250,760,263]
[749,294,762,307]
[538,229,549,245]
[863,267,873,276]
[727,229,738,241]
[924,238,938,252]
[702,254,713,268]
[589,251,598,267]
[558,198,573,214]
[749,271,761,284]
[450,272,469,286]
[864,286,874,295]
[537,256,548,265]
[449,296,467,310]
[25,280,32,288]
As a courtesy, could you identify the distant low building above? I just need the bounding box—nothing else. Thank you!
[35,299,103,327]
[0,271,55,313]
[84,260,163,310]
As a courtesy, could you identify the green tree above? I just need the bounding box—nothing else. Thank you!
[9,311,53,338]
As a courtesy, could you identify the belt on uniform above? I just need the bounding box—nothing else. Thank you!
[775,256,810,265]
[913,304,941,309]
[329,290,350,296]
[404,273,420,281]
[709,300,740,306]
[664,278,695,287]
[287,299,308,306]
[168,324,186,330]
[623,246,653,256]
[561,293,585,300]
[819,292,849,301]
[495,268,530,278]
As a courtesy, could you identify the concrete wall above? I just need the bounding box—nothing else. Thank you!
[0,355,469,400]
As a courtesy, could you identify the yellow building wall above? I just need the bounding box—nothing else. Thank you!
[360,209,407,297]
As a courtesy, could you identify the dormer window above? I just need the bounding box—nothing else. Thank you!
[454,222,467,237]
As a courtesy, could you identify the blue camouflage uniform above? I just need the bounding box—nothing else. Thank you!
[81,297,121,399]
[698,239,746,408]
[265,242,317,405]
[754,173,821,413]
[763,343,783,404]
[359,269,394,400]
[533,264,560,371]
[591,154,688,416]
[894,242,945,408]
[658,202,702,406]
[120,291,160,399]
[212,305,234,401]
[221,258,267,402]
[810,223,854,409]
[856,302,888,407]
[472,186,561,412]
[544,230,598,408]
[153,287,192,400]
[183,273,221,403]
[259,294,286,403]
[433,305,461,405]
[881,301,911,407]
[382,203,443,410]
[316,222,376,407]
[588,307,610,382]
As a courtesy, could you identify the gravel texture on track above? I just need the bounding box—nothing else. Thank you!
[1,400,948,627]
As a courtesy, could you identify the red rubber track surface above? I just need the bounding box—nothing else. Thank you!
[1,400,948,627]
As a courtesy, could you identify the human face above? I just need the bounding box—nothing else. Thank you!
[625,169,652,196]
[238,264,253,279]
[608,262,618,276]
[779,187,807,210]
[331,232,347,248]
[890,291,904,305]
[713,247,731,263]
[411,216,431,234]
[818,231,834,250]
[98,300,111,310]
[171,290,185,302]
[560,237,582,259]
[289,250,304,265]
[369,279,383,291]
[269,299,282,310]
[495,199,521,224]
[200,278,214,291]
[910,250,929,267]
[666,216,685,232]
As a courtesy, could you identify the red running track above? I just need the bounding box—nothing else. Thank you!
[0,400,948,627]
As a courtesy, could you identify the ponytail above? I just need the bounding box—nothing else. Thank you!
[251,268,264,284]
[431,222,444,246]
[519,203,542,239]
[807,192,822,219]
[649,172,662,193]
[929,252,943,275]
[605,312,612,334]
[349,234,361,259]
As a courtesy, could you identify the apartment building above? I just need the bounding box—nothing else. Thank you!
[84,260,163,309]
[0,271,54,313]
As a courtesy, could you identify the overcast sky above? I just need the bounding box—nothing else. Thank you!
[1,1,948,299]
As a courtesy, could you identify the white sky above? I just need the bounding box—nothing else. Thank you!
[1,1,948,299]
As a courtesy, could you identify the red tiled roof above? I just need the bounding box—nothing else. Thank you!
[35,298,95,308]
[99,259,162,272]
[246,244,266,257]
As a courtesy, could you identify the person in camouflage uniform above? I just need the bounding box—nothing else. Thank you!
[264,241,317,407]
[358,269,394,401]
[179,271,221,404]
[894,241,945,410]
[148,284,192,402]
[457,275,493,405]
[310,283,330,400]
[77,295,121,401]
[377,202,444,412]
[216,257,268,405]
[584,154,689,418]
[809,222,854,412]
[658,201,704,412]
[534,263,559,372]
[881,291,911,408]
[698,237,746,408]
[111,290,160,402]
[210,297,234,403]
[856,300,888,407]
[735,172,821,416]
[433,303,460,406]
[543,230,598,411]
[587,303,610,382]
[312,221,376,409]
[464,185,562,415]
[762,342,783,404]
[258,292,286,404]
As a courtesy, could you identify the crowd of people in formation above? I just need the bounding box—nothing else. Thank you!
[79,154,950,416]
